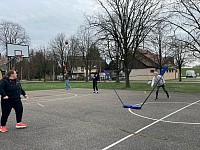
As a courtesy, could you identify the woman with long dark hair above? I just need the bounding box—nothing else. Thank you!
[0,70,28,133]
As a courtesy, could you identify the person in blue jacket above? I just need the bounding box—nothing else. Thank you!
[0,70,28,133]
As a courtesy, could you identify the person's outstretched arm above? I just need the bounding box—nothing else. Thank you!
[151,76,155,87]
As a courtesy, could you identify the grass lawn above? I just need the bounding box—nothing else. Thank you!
[21,80,200,93]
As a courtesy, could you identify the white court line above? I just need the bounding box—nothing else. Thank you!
[37,94,92,103]
[102,99,200,150]
[37,103,44,107]
[23,94,93,104]
[102,134,133,150]
[130,102,200,125]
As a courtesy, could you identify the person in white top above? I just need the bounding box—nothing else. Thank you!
[151,71,169,100]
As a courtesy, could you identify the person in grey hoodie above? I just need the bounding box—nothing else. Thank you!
[151,71,169,100]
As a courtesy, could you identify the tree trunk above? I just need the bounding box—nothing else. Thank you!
[125,69,130,88]
[115,70,120,83]
[85,61,89,82]
[44,73,46,82]
[178,65,182,82]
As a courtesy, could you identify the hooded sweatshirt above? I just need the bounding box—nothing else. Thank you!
[151,75,165,87]
[0,77,26,101]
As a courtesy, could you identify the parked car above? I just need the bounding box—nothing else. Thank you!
[186,70,196,78]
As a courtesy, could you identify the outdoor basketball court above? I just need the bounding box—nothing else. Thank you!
[0,88,200,150]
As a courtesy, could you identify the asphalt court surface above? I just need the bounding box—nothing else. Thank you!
[1,88,200,150]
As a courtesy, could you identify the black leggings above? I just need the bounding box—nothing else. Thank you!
[93,81,98,91]
[1,99,23,126]
[156,84,169,98]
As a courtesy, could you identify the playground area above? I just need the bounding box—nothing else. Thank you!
[0,88,200,150]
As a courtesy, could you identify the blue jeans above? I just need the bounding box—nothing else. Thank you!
[65,80,71,90]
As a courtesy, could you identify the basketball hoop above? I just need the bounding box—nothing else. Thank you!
[16,55,23,63]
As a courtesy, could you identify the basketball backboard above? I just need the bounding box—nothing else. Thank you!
[6,43,29,58]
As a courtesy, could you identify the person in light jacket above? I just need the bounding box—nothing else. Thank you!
[151,71,169,100]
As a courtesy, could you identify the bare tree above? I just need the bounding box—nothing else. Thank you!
[49,33,68,80]
[32,46,50,82]
[0,20,30,53]
[147,22,173,72]
[169,0,200,58]
[170,36,188,81]
[66,35,82,77]
[27,50,36,80]
[77,25,96,82]
[88,0,163,88]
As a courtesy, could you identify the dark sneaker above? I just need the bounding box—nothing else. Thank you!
[166,93,169,98]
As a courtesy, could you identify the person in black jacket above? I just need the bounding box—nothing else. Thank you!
[93,70,100,94]
[0,70,28,133]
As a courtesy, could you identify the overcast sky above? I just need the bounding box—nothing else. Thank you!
[0,0,98,48]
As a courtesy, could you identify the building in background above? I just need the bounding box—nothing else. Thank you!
[129,49,178,81]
